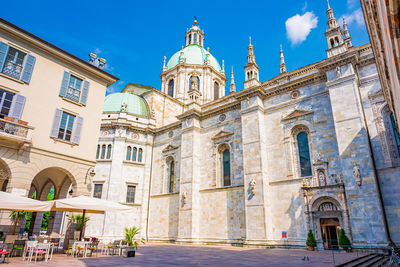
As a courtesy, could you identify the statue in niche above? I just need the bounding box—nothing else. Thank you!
[336,66,341,79]
[181,191,187,207]
[318,170,326,186]
[249,179,256,197]
[121,102,127,112]
[353,165,362,186]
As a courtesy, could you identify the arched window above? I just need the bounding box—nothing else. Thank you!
[189,76,200,90]
[168,160,175,193]
[126,146,131,161]
[222,149,231,186]
[132,147,137,161]
[138,148,143,162]
[194,33,197,44]
[390,112,400,155]
[330,39,335,48]
[96,145,100,159]
[297,132,312,176]
[335,37,339,46]
[247,72,250,80]
[168,79,174,97]
[214,82,219,100]
[101,145,106,159]
[189,34,191,45]
[106,144,112,159]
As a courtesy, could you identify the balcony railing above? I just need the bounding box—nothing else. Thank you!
[65,86,81,102]
[0,118,32,144]
[2,61,23,80]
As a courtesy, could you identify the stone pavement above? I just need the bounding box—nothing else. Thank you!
[6,243,361,266]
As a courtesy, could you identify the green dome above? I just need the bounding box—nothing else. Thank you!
[166,45,221,72]
[103,93,149,118]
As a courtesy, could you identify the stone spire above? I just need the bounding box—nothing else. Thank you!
[247,37,256,64]
[162,56,167,71]
[324,0,345,57]
[244,37,260,89]
[343,17,353,48]
[280,45,287,74]
[230,66,236,93]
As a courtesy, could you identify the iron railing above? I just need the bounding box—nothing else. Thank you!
[0,119,30,139]
[2,61,23,79]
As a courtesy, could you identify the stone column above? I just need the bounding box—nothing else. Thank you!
[240,95,267,244]
[177,115,201,242]
[326,66,388,245]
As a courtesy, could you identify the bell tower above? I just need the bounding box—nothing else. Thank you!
[244,37,261,89]
[325,0,347,57]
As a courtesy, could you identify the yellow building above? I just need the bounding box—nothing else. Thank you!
[0,18,118,235]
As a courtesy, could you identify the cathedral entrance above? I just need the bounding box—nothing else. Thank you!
[320,218,339,249]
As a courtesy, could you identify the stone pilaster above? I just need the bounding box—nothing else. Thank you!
[327,67,388,245]
[240,95,267,244]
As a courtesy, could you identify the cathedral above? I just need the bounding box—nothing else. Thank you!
[85,3,400,249]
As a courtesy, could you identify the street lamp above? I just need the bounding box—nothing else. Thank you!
[84,167,96,184]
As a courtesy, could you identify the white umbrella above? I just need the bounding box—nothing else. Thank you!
[52,196,132,240]
[0,191,53,212]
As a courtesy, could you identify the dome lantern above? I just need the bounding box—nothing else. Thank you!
[185,18,204,47]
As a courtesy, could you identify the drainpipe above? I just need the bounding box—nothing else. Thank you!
[354,63,394,246]
[145,133,155,241]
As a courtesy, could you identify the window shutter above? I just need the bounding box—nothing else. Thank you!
[80,80,89,105]
[21,54,36,83]
[10,94,26,120]
[59,71,70,98]
[0,42,9,72]
[72,116,83,144]
[50,109,63,138]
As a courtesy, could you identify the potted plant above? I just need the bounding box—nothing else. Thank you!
[306,229,317,251]
[9,211,26,235]
[338,229,352,252]
[124,226,145,257]
[68,214,90,239]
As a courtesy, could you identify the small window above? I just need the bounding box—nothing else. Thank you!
[66,75,82,102]
[222,149,231,186]
[132,147,137,161]
[101,144,106,159]
[2,47,26,79]
[93,184,103,199]
[168,160,175,193]
[96,145,100,159]
[168,79,174,97]
[0,89,15,119]
[126,185,136,203]
[106,144,112,159]
[138,148,143,162]
[57,112,75,142]
[214,82,219,100]
[189,34,192,45]
[126,146,131,160]
[297,132,312,177]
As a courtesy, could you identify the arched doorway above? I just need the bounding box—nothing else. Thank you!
[310,197,345,250]
[0,159,10,192]
[26,167,76,236]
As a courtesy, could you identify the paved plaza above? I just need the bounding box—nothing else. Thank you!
[6,243,360,266]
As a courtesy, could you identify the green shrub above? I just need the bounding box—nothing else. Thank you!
[338,229,351,248]
[306,229,317,247]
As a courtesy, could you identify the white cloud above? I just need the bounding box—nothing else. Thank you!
[302,2,308,12]
[347,0,358,9]
[106,80,124,95]
[340,8,365,27]
[285,12,318,45]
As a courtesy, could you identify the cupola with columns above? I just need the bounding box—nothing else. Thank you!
[160,18,227,105]
[325,0,350,57]
[244,37,261,89]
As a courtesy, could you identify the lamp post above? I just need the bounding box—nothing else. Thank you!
[84,167,96,184]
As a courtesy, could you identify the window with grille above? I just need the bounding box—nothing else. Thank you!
[2,47,26,80]
[126,185,136,203]
[0,90,14,118]
[93,184,103,199]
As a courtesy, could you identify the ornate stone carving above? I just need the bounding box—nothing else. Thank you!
[121,102,127,112]
[181,191,187,207]
[248,179,256,197]
[212,130,234,141]
[336,66,341,79]
[353,165,362,186]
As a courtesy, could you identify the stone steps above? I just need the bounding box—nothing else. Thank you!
[336,254,388,267]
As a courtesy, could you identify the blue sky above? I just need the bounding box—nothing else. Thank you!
[1,0,368,95]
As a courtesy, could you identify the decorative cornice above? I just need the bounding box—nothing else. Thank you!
[211,130,234,140]
[162,144,180,153]
[281,110,314,121]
